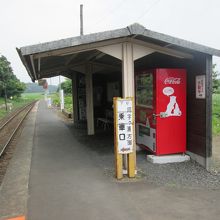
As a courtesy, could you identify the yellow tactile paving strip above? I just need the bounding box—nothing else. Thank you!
[6,216,25,220]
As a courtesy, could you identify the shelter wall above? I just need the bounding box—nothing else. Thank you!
[186,53,211,160]
[135,52,210,161]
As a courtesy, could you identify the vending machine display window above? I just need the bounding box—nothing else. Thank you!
[136,73,153,108]
[139,125,150,137]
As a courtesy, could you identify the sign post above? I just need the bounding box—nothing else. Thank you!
[113,97,136,179]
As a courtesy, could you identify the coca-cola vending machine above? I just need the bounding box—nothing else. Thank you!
[135,68,186,155]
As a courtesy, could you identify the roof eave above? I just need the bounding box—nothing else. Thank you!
[16,48,35,82]
[141,28,220,57]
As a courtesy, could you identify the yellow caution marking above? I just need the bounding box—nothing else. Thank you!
[6,216,25,220]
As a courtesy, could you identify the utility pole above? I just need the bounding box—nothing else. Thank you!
[59,75,61,91]
[80,4,84,36]
[4,83,7,111]
[59,74,64,111]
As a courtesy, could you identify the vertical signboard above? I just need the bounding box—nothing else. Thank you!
[196,75,206,99]
[115,98,134,154]
[114,97,135,179]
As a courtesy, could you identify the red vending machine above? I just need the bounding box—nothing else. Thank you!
[135,68,186,155]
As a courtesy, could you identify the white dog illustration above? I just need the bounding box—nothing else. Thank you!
[165,96,182,117]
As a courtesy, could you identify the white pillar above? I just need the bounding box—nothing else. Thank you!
[86,63,95,135]
[60,89,64,110]
[122,42,135,97]
[72,73,79,123]
[122,42,136,176]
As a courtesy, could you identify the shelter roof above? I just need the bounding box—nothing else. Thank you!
[17,23,220,81]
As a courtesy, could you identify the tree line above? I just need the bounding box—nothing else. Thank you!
[60,78,72,94]
[0,55,26,99]
[212,64,220,93]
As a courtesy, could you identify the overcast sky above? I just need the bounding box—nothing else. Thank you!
[0,0,220,85]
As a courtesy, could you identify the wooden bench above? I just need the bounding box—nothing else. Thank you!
[97,109,113,130]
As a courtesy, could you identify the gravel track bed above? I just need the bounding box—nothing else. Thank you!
[0,102,35,185]
[0,123,24,185]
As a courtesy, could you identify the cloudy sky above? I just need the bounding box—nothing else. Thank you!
[0,0,220,85]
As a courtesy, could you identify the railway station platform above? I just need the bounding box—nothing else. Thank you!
[0,100,220,220]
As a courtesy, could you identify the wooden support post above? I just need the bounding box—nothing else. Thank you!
[127,96,136,177]
[85,63,95,135]
[115,151,123,179]
[72,72,79,124]
[122,42,136,178]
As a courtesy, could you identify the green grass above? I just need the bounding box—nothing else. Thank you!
[21,92,44,100]
[64,95,73,113]
[0,93,44,120]
[50,93,73,113]
[213,93,220,136]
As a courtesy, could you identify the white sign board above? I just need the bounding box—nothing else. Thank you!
[196,75,206,99]
[115,98,134,154]
[60,89,64,110]
[47,97,52,108]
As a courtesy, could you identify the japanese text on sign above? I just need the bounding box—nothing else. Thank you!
[196,75,206,99]
[115,98,134,154]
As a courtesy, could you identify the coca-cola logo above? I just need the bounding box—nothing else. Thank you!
[164,77,181,84]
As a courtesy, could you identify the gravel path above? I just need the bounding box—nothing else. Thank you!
[57,109,220,190]
[138,152,220,189]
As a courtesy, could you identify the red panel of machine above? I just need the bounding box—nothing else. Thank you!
[135,68,186,155]
[155,69,186,155]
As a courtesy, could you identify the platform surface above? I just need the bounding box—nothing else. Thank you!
[1,100,220,220]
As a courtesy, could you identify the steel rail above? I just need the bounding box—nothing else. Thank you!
[0,101,36,157]
[0,102,35,131]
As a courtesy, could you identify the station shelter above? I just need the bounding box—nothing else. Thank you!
[17,23,220,169]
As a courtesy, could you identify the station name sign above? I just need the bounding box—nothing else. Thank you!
[114,97,134,154]
[196,75,206,99]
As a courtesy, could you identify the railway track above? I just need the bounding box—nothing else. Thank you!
[0,101,36,157]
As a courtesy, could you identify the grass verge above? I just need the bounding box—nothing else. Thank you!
[0,93,43,119]
[49,93,73,113]
[213,93,220,136]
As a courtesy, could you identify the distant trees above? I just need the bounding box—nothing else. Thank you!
[60,78,72,94]
[0,55,26,98]
[212,64,220,93]
[25,83,58,93]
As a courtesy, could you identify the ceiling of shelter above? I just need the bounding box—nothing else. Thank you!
[24,43,194,80]
[134,52,189,70]
[24,46,192,81]
[29,49,122,79]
